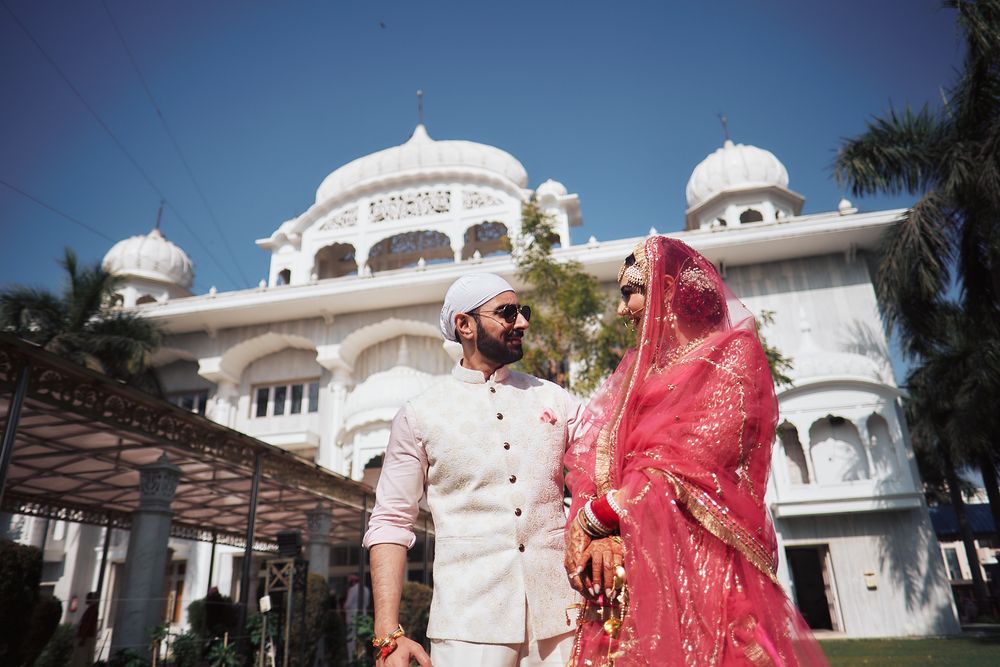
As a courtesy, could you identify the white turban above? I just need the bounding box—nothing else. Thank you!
[439,273,514,341]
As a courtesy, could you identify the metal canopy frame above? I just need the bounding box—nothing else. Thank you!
[0,333,428,550]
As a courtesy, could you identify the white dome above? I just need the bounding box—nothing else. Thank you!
[535,179,567,200]
[315,125,528,203]
[686,140,789,208]
[102,228,193,288]
[343,365,437,429]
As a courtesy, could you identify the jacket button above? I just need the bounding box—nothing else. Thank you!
[497,412,503,420]
[514,508,522,516]
[518,544,525,552]
[490,387,496,393]
[509,475,517,484]
[503,442,510,450]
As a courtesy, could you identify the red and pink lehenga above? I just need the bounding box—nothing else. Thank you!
[565,237,827,666]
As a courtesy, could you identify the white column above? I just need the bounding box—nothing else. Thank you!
[110,454,181,655]
[208,381,239,428]
[307,507,332,580]
[316,347,354,471]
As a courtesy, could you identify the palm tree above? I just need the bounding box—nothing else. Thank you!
[904,305,999,613]
[0,249,163,394]
[834,1,1000,354]
[834,0,1000,609]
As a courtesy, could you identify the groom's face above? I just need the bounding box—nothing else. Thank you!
[471,291,528,365]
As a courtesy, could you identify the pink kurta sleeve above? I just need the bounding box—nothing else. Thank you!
[362,404,427,549]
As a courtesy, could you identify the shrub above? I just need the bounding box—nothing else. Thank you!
[0,539,42,665]
[31,623,74,667]
[22,596,63,667]
[170,631,202,667]
[188,592,239,641]
[399,581,432,649]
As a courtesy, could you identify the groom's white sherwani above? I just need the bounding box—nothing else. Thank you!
[363,363,581,643]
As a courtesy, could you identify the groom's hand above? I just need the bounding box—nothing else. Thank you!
[377,635,431,667]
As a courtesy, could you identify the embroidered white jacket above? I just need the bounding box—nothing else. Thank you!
[364,363,583,643]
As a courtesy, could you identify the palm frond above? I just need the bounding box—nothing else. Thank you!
[0,287,66,345]
[874,193,954,347]
[833,106,947,197]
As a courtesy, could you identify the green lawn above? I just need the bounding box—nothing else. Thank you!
[820,637,1000,666]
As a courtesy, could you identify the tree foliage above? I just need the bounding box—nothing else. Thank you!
[758,310,794,389]
[0,248,163,394]
[509,201,612,393]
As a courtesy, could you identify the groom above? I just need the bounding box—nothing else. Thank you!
[363,273,581,667]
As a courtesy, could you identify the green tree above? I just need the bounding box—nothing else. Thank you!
[834,0,1000,595]
[0,248,163,394]
[510,201,608,393]
[759,310,794,389]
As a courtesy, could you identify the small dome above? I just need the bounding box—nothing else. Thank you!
[316,125,528,203]
[686,140,789,208]
[535,179,567,200]
[343,365,437,429]
[102,228,193,288]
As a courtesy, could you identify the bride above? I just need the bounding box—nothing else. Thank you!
[563,236,827,666]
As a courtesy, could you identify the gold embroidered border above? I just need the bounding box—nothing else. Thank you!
[655,470,779,585]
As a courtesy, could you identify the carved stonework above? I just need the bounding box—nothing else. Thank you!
[369,190,450,223]
[462,190,503,209]
[139,454,181,510]
[318,207,358,231]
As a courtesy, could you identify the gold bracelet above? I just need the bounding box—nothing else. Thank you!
[373,624,405,660]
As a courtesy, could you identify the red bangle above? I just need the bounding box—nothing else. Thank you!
[590,493,620,530]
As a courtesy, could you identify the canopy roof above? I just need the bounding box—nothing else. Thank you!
[0,333,427,551]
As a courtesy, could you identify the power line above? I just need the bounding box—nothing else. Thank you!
[100,0,250,286]
[0,178,116,242]
[0,0,239,288]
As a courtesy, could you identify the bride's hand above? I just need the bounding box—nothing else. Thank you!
[581,537,625,600]
[564,514,591,597]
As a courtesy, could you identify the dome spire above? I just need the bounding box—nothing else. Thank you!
[154,199,164,231]
[718,113,730,143]
[416,89,424,127]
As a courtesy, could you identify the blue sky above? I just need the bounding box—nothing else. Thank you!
[0,1,963,295]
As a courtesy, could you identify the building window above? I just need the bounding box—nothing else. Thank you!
[252,381,320,417]
[169,391,208,416]
[739,208,764,224]
[276,269,291,285]
[943,547,963,581]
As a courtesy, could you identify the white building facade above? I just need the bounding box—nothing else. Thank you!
[18,125,959,639]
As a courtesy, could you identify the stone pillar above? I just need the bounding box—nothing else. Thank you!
[110,454,180,656]
[307,507,332,580]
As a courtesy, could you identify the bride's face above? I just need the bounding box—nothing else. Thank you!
[617,275,646,330]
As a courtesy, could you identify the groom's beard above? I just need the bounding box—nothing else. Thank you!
[476,319,524,365]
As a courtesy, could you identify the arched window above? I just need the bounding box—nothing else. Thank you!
[778,421,810,484]
[368,230,452,272]
[136,294,157,305]
[739,209,764,224]
[276,268,291,285]
[809,415,870,484]
[462,222,509,260]
[866,414,895,478]
[314,243,358,279]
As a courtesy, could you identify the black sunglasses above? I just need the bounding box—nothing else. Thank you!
[469,303,531,324]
